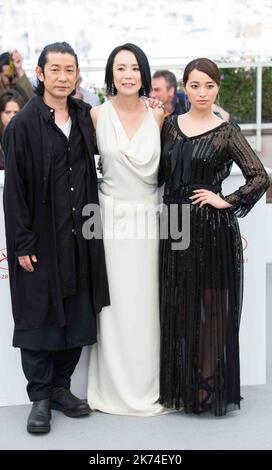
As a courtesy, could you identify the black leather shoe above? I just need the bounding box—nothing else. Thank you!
[27,399,51,434]
[51,387,91,417]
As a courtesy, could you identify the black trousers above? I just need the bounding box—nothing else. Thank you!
[20,347,82,401]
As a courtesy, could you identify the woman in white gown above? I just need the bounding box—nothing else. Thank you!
[87,44,165,416]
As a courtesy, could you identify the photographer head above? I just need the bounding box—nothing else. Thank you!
[0,49,34,104]
[0,52,16,89]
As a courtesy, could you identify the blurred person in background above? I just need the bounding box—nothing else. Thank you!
[0,90,23,170]
[73,74,100,106]
[213,101,230,121]
[151,69,187,117]
[0,50,35,105]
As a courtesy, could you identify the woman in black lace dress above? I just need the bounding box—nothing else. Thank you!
[159,58,269,416]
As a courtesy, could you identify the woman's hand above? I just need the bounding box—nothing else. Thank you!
[142,96,164,110]
[190,189,232,209]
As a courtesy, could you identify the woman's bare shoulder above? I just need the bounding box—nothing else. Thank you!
[90,105,102,128]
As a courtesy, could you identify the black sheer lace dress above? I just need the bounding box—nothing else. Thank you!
[159,116,269,416]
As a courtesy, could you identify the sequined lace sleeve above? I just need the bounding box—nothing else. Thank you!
[158,116,176,187]
[224,123,270,217]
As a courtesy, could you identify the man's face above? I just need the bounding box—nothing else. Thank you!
[150,76,174,104]
[0,65,16,89]
[36,52,78,100]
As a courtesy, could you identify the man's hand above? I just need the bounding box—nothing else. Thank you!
[18,255,37,272]
[11,49,25,78]
[97,156,103,174]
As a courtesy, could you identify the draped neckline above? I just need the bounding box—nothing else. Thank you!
[108,99,149,143]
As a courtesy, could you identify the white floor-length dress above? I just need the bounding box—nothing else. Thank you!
[87,100,164,416]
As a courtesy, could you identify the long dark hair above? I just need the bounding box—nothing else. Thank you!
[183,58,221,87]
[35,42,79,96]
[0,90,23,137]
[105,43,151,97]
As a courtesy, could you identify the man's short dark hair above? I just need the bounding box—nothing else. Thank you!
[35,42,79,96]
[105,43,151,97]
[152,70,177,93]
[0,52,10,73]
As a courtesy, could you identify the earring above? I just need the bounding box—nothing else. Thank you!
[142,87,146,96]
[111,83,115,96]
